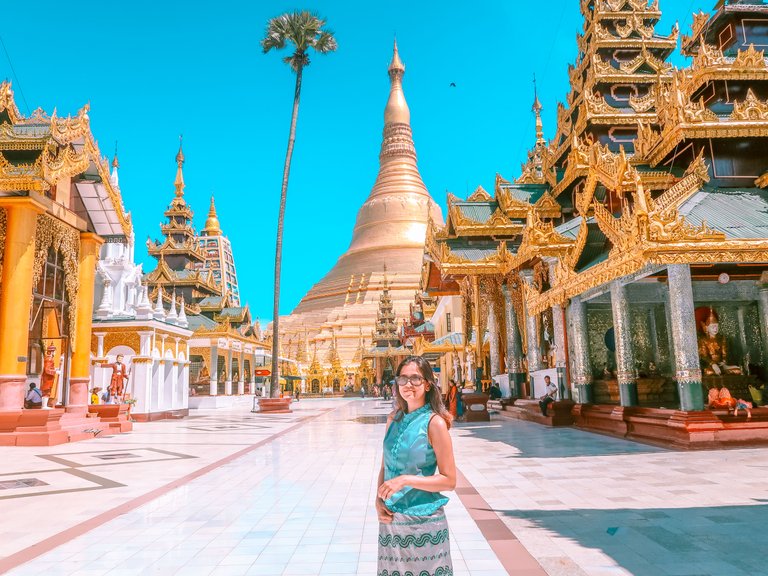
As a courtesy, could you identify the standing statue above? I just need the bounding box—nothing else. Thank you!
[452,352,461,384]
[102,354,131,402]
[698,309,742,376]
[465,348,474,388]
[40,344,57,409]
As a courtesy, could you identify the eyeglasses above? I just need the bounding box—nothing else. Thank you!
[396,375,426,387]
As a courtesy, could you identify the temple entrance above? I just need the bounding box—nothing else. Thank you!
[333,378,340,392]
[27,248,71,408]
[311,379,320,393]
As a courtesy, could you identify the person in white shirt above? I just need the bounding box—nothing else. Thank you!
[538,375,558,416]
[24,383,43,409]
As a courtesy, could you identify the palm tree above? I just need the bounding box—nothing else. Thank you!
[262,11,337,398]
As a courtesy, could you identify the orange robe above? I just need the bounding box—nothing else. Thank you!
[447,386,458,418]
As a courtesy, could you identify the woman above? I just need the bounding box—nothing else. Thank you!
[446,379,458,419]
[375,355,456,576]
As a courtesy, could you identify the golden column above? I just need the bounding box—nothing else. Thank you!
[0,198,45,410]
[67,232,103,412]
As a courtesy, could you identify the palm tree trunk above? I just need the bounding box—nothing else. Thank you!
[270,64,303,398]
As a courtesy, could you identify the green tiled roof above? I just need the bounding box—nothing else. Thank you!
[455,202,497,222]
[187,313,218,331]
[680,188,768,239]
[431,332,464,347]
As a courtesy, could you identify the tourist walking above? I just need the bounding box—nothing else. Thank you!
[376,355,455,575]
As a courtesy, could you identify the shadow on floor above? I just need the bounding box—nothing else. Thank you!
[496,503,766,576]
[454,416,666,459]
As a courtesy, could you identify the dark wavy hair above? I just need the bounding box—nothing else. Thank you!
[392,355,452,429]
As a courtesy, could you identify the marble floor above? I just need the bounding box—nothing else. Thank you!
[1,398,767,576]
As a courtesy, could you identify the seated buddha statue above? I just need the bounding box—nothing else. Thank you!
[698,309,742,376]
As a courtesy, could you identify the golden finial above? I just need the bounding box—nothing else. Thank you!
[533,75,545,146]
[203,195,222,236]
[112,141,119,169]
[174,135,185,197]
[384,38,410,125]
[388,38,405,75]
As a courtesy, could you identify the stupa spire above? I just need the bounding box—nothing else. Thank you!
[203,195,222,236]
[533,75,545,146]
[384,38,410,126]
[174,135,185,197]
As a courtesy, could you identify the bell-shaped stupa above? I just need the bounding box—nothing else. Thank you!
[280,41,443,366]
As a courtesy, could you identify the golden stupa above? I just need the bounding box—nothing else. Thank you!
[280,41,444,365]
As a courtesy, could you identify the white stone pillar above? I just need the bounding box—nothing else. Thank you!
[225,347,233,396]
[209,344,218,396]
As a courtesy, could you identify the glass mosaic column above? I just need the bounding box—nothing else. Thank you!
[567,295,593,403]
[488,297,501,378]
[667,264,704,411]
[501,283,525,397]
[610,281,638,407]
[548,262,569,399]
[521,272,542,398]
[758,285,768,368]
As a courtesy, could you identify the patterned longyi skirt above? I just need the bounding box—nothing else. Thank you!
[377,508,453,576]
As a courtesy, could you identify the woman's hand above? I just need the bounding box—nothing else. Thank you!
[377,475,409,501]
[375,497,394,524]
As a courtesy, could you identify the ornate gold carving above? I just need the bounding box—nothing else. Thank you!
[467,185,492,202]
[0,207,5,280]
[533,192,562,219]
[31,214,80,349]
[756,171,768,189]
[730,88,768,121]
[653,150,709,212]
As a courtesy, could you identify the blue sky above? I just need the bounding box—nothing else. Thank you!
[1,0,702,321]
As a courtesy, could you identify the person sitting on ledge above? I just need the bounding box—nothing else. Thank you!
[707,386,738,410]
[732,398,753,419]
[489,383,502,400]
[538,375,558,417]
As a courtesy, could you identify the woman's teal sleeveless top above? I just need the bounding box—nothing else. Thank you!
[383,404,449,516]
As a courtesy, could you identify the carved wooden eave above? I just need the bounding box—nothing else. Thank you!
[681,11,711,55]
[0,153,46,192]
[0,81,21,124]
[685,44,768,96]
[447,203,523,237]
[466,185,493,202]
[638,88,768,166]
[533,191,561,219]
[495,182,531,219]
[433,240,510,276]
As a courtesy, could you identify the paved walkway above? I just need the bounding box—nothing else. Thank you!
[2,399,767,576]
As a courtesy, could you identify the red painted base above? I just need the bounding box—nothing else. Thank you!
[257,398,293,414]
[0,404,132,446]
[573,404,768,449]
[88,404,133,433]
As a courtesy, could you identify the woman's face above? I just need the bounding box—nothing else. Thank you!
[397,362,428,404]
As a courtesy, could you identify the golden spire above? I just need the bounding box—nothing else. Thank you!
[533,75,545,146]
[112,141,119,169]
[384,38,410,125]
[203,195,222,236]
[174,135,185,197]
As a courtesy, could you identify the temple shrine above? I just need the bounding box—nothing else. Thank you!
[142,143,271,404]
[278,41,444,376]
[424,0,768,447]
[0,83,134,444]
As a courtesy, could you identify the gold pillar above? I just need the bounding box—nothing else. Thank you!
[0,199,45,410]
[68,232,103,412]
